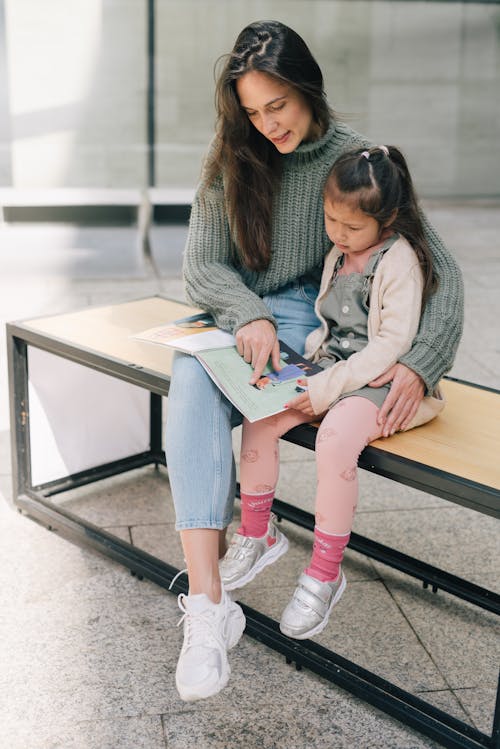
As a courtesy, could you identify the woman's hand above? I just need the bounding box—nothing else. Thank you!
[285,382,315,416]
[235,319,281,384]
[369,363,425,437]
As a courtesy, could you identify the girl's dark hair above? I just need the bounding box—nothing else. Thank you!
[324,146,438,302]
[205,20,332,271]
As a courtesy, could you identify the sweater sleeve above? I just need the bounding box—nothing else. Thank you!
[398,212,464,390]
[183,176,276,334]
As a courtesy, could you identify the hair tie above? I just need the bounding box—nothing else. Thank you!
[378,145,389,156]
[361,150,370,160]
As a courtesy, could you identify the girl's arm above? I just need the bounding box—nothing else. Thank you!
[364,212,464,436]
[305,245,424,416]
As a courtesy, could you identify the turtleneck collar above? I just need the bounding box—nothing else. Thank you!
[282,119,337,166]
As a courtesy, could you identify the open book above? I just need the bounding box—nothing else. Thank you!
[133,312,321,422]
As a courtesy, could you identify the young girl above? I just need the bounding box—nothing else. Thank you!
[219,145,446,639]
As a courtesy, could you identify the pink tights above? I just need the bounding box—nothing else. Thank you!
[239,396,383,580]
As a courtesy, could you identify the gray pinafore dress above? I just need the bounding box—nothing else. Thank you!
[317,236,398,409]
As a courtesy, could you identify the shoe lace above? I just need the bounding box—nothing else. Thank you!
[168,567,188,592]
[176,594,219,648]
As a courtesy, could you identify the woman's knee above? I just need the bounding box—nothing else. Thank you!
[167,353,230,423]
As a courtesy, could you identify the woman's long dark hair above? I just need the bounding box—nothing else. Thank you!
[205,20,332,271]
[324,146,438,302]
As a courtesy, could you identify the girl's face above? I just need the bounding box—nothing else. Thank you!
[324,198,385,255]
[236,70,314,153]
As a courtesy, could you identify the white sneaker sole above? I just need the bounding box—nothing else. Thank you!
[279,572,347,640]
[177,666,231,702]
[222,530,289,591]
[226,602,247,649]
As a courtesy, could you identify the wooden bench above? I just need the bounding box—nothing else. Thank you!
[6,295,500,749]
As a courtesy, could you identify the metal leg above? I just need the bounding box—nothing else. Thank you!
[7,334,32,504]
[491,672,500,749]
[150,392,163,461]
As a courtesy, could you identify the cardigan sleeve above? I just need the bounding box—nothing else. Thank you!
[398,211,464,390]
[307,248,424,416]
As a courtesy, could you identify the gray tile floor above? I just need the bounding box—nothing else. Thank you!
[1,201,499,748]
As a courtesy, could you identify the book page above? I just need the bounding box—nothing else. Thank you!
[133,313,236,353]
[197,343,319,422]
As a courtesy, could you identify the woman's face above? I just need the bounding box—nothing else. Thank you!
[236,70,315,153]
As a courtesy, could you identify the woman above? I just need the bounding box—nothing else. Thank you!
[165,20,463,702]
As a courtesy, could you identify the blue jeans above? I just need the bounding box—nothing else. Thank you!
[165,280,320,529]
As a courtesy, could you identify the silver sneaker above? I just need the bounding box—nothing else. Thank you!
[219,514,289,591]
[279,569,346,640]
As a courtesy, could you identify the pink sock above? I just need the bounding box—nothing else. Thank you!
[239,490,274,538]
[305,527,350,583]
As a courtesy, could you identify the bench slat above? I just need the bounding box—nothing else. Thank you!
[370,380,500,490]
[19,295,500,495]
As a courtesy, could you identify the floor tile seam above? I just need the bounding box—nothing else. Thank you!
[411,687,481,731]
[100,524,134,543]
[29,710,168,730]
[443,689,482,732]
[415,683,497,696]
[159,713,169,748]
[374,566,479,726]
[452,685,499,695]
[450,682,499,735]
[157,696,438,748]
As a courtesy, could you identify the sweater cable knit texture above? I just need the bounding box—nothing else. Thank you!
[183,121,464,391]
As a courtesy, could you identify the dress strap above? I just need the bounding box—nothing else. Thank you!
[361,234,399,302]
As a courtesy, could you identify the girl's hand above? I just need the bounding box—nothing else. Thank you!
[369,363,425,436]
[235,319,281,384]
[285,387,315,416]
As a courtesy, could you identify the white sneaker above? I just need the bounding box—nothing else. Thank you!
[219,514,289,591]
[175,590,246,701]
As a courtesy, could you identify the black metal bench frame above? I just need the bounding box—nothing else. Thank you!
[6,313,500,749]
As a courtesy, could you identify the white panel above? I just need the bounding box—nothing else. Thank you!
[28,346,150,485]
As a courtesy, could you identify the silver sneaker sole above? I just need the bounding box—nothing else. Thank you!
[280,572,347,640]
[223,530,289,591]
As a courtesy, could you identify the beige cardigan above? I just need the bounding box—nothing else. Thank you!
[305,237,445,429]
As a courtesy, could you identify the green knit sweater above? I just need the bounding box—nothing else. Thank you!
[183,121,464,391]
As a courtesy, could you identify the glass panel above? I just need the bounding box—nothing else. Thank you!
[156,0,500,197]
[0,1,498,196]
